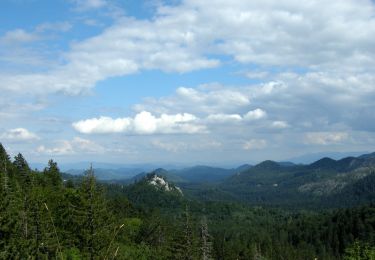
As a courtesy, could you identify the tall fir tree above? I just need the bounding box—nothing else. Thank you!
[0,143,18,258]
[74,165,112,259]
[13,153,32,188]
[43,159,62,187]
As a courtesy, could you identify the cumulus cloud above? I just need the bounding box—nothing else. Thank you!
[244,108,267,121]
[206,114,242,123]
[271,121,289,129]
[205,109,268,125]
[243,139,267,150]
[2,0,375,161]
[305,132,349,145]
[72,111,207,135]
[0,128,39,142]
[72,116,132,134]
[4,0,374,95]
[135,85,251,115]
[176,87,250,106]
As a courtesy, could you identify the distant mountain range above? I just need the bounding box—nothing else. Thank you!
[66,167,146,181]
[54,151,375,209]
[91,151,375,209]
[118,165,252,184]
[286,151,371,164]
[217,152,375,208]
[140,152,374,206]
[63,163,253,183]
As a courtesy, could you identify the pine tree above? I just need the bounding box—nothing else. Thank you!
[0,143,12,196]
[13,153,32,188]
[74,165,112,259]
[0,143,19,258]
[28,188,62,259]
[11,153,35,257]
[43,159,62,187]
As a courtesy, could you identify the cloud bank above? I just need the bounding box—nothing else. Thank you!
[72,111,207,134]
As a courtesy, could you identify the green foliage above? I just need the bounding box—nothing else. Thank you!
[344,240,375,260]
[1,143,375,259]
[43,159,63,187]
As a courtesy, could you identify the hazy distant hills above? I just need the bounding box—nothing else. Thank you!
[229,152,375,184]
[125,168,186,184]
[61,152,375,209]
[65,164,253,183]
[218,152,375,208]
[286,151,371,164]
[66,167,146,181]
[170,165,249,183]
[124,165,249,184]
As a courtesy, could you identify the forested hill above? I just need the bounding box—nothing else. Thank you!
[215,153,375,208]
[1,143,375,259]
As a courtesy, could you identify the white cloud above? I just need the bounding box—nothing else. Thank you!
[244,108,267,121]
[271,121,289,129]
[37,137,105,155]
[135,86,251,115]
[72,111,207,135]
[72,116,132,134]
[305,132,349,145]
[37,142,73,155]
[206,114,242,123]
[2,0,375,96]
[243,139,267,150]
[176,87,250,106]
[0,29,39,44]
[2,0,375,161]
[1,128,39,142]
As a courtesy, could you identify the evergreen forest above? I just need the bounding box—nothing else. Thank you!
[1,143,375,259]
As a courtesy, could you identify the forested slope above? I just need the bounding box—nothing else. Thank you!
[1,143,375,259]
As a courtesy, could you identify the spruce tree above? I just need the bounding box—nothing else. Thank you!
[43,159,62,187]
[74,165,112,259]
[12,153,35,257]
[0,144,18,258]
[13,153,31,188]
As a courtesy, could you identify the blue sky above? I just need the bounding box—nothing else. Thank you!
[1,0,375,166]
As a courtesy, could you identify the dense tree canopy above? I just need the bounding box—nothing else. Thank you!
[0,143,374,259]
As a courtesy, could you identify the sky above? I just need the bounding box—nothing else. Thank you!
[1,0,375,166]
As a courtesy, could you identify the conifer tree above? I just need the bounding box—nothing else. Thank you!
[43,159,62,187]
[28,188,62,259]
[74,165,112,259]
[13,153,31,188]
[0,143,18,258]
[11,153,35,256]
